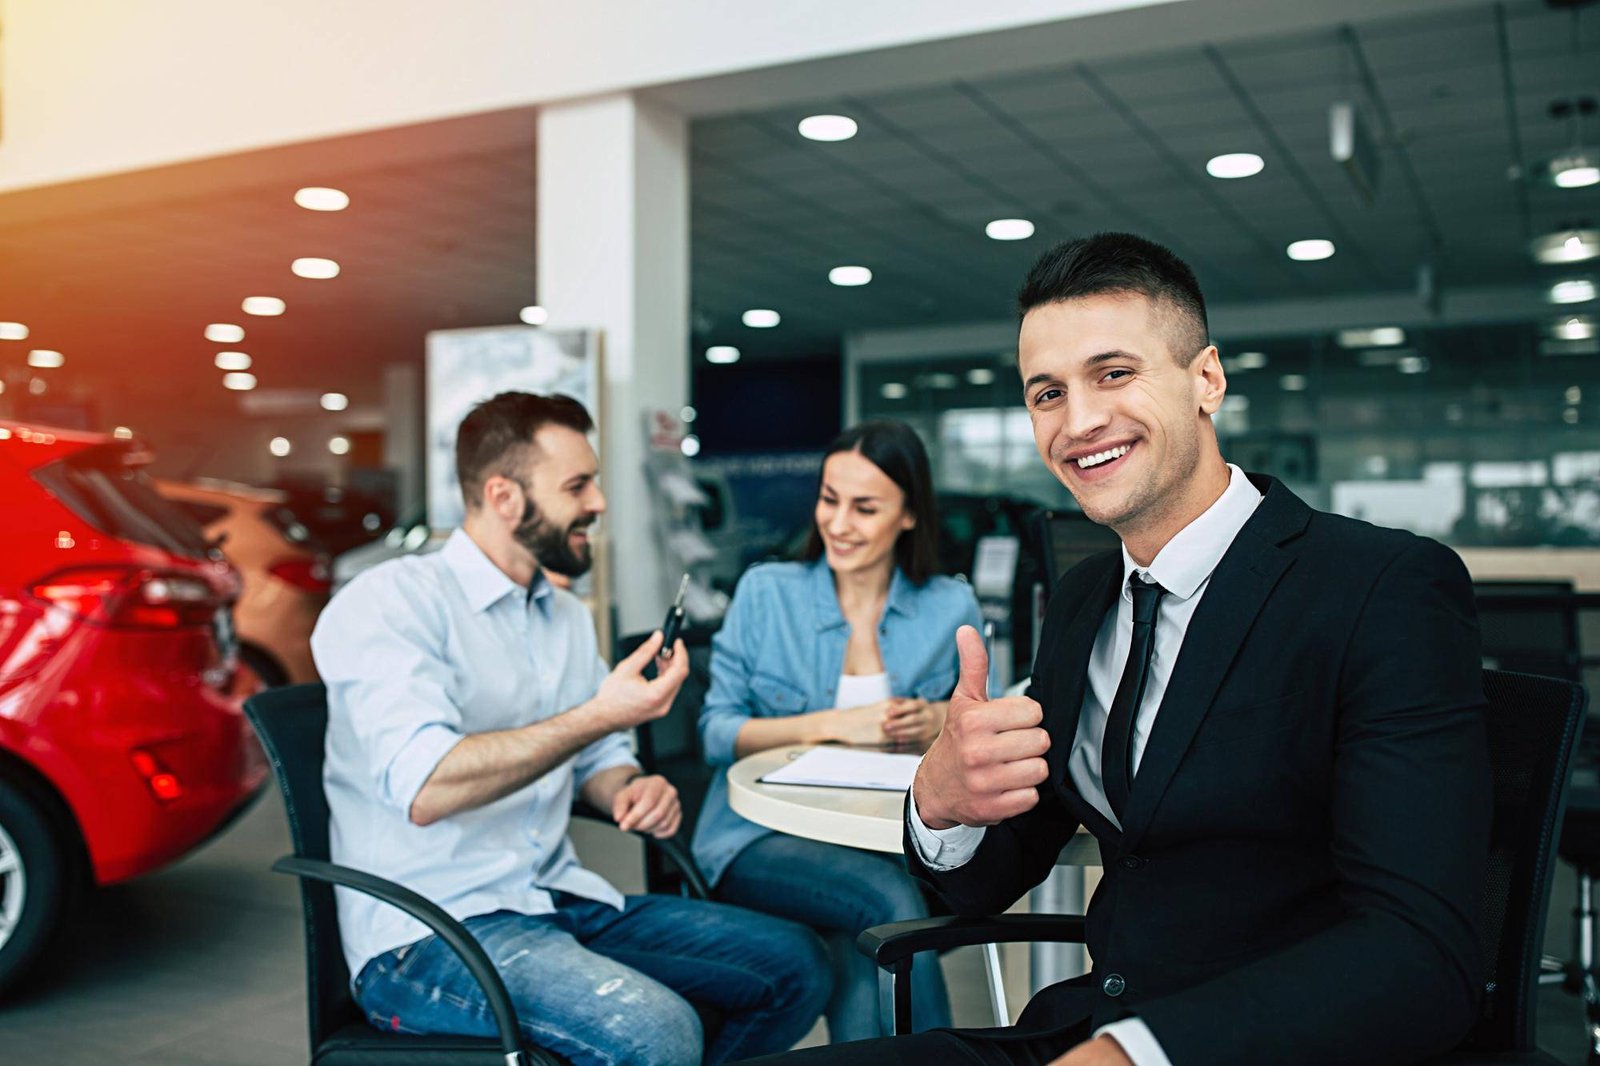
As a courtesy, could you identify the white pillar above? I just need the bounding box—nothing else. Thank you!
[537,92,688,637]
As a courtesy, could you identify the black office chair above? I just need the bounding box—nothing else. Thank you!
[1476,582,1600,1061]
[245,683,710,1066]
[857,670,1586,1065]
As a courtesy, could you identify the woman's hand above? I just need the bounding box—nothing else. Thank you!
[884,698,946,750]
[818,700,896,746]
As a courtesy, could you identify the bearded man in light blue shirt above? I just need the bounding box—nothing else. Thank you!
[313,391,830,1066]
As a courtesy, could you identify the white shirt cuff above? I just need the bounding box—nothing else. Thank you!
[1095,1019,1173,1066]
[906,782,986,871]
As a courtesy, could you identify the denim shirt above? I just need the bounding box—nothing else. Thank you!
[691,558,983,884]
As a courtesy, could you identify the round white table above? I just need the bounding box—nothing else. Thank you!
[727,744,1100,996]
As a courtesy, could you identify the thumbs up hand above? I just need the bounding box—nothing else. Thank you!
[912,625,1051,830]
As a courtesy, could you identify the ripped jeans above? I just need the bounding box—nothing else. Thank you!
[353,892,831,1066]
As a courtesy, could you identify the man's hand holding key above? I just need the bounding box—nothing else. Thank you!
[912,625,1052,830]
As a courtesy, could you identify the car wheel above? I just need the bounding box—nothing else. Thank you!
[238,643,289,689]
[0,775,70,999]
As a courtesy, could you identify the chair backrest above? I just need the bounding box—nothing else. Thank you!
[1033,509,1120,599]
[1463,668,1587,1053]
[1474,580,1581,681]
[242,683,361,1048]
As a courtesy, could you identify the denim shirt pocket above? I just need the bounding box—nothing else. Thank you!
[749,670,808,717]
[912,667,958,702]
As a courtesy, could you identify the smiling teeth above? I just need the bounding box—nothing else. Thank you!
[1076,444,1131,469]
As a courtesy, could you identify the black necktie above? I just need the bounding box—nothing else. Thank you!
[1102,573,1166,822]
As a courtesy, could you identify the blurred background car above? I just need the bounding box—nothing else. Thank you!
[0,423,267,997]
[330,510,441,594]
[156,478,332,688]
[267,477,394,557]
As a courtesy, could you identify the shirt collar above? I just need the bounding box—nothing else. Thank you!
[1120,464,1263,602]
[442,528,554,615]
[807,555,912,629]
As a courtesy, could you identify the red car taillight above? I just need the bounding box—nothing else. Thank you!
[268,556,332,595]
[30,566,223,629]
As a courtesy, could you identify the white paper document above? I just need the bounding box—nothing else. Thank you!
[759,747,922,792]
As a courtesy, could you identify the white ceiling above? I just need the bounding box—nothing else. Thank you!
[0,0,1594,450]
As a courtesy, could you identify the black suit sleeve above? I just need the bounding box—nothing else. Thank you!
[903,778,1080,917]
[1136,538,1491,1066]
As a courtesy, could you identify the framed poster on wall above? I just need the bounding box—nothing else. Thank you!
[424,326,601,530]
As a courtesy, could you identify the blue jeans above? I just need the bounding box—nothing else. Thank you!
[717,835,952,1043]
[354,892,831,1066]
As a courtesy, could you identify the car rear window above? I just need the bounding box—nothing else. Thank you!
[35,449,214,558]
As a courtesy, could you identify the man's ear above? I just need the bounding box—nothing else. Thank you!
[1194,346,1226,416]
[483,474,519,519]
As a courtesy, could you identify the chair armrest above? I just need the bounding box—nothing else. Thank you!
[571,801,712,901]
[858,913,1087,968]
[271,855,530,1065]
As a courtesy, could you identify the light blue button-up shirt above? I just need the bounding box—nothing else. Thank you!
[312,529,637,978]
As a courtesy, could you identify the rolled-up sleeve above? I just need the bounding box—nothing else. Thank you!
[312,575,466,813]
[697,573,761,768]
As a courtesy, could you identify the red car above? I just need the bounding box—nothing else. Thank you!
[0,422,268,995]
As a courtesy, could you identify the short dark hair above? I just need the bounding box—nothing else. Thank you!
[455,391,593,510]
[1016,232,1210,365]
[800,419,941,585]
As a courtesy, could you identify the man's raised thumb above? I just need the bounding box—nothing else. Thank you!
[953,625,990,703]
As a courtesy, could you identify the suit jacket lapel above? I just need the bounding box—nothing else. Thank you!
[1116,477,1308,851]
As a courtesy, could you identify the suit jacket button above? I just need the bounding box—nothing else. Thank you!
[1119,856,1145,870]
[1102,974,1126,997]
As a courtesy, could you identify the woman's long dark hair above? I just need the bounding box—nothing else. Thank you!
[800,419,940,585]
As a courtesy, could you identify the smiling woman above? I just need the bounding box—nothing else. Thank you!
[690,419,984,1044]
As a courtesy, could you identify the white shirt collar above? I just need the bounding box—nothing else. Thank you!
[442,528,554,614]
[1120,464,1263,601]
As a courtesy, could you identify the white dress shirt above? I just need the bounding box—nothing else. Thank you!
[909,464,1262,1066]
[313,529,638,979]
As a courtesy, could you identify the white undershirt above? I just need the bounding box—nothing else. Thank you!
[835,671,891,710]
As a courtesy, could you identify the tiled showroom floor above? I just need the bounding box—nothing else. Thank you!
[0,792,1593,1065]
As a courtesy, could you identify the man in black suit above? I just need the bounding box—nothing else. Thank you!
[750,233,1489,1065]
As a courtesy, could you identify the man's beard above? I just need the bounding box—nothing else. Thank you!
[513,493,594,577]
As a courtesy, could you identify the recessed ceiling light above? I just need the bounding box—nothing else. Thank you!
[829,265,872,287]
[0,322,29,340]
[1206,152,1265,179]
[28,377,46,396]
[706,345,741,364]
[1567,385,1583,405]
[1398,355,1430,374]
[880,382,909,399]
[294,187,349,211]
[1566,407,1582,424]
[927,373,959,388]
[269,436,292,456]
[680,435,702,458]
[27,349,64,368]
[112,426,134,440]
[1532,229,1600,264]
[1232,351,1269,370]
[742,309,781,328]
[1280,374,1309,392]
[1551,279,1597,304]
[798,115,857,142]
[321,392,349,411]
[1287,239,1335,261]
[1551,151,1600,189]
[291,257,340,279]
[205,323,244,343]
[242,296,286,316]
[1553,315,1597,341]
[1336,327,1406,347]
[214,352,252,371]
[967,368,996,385]
[985,218,1035,241]
[328,435,351,456]
[223,372,258,391]
[519,305,549,326]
